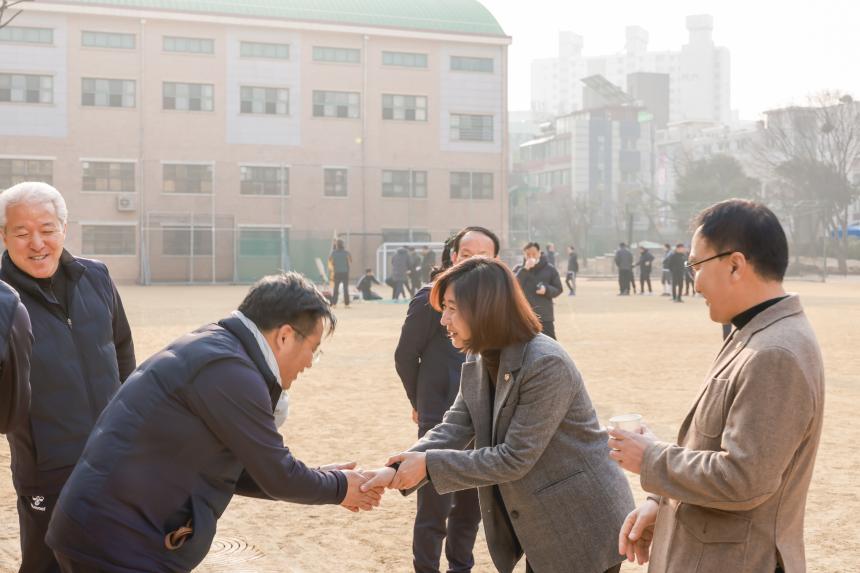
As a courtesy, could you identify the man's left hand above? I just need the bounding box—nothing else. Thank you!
[608,426,658,474]
[536,285,547,295]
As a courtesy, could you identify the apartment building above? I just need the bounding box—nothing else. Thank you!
[0,0,510,282]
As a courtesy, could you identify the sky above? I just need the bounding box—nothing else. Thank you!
[479,0,860,120]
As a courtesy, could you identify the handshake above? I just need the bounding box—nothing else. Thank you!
[322,452,429,512]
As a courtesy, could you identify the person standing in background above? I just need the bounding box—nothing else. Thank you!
[390,246,411,301]
[667,244,688,303]
[514,242,563,339]
[660,243,672,296]
[565,245,579,296]
[545,243,557,267]
[328,239,352,308]
[614,243,634,296]
[420,246,436,284]
[634,247,654,295]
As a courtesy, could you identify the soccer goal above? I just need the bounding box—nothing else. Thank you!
[376,242,445,282]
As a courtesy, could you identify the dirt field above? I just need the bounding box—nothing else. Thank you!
[0,277,856,572]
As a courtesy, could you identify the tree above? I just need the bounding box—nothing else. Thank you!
[672,153,761,231]
[0,0,33,30]
[755,92,860,274]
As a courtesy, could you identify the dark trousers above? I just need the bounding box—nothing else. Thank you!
[361,290,382,301]
[565,271,576,294]
[17,494,61,573]
[685,272,694,295]
[54,554,105,573]
[671,272,684,301]
[331,272,350,306]
[640,270,652,293]
[414,424,481,573]
[392,280,406,300]
[618,269,634,294]
[540,320,556,340]
[526,562,620,573]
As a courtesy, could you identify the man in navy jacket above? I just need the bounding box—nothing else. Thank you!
[0,182,135,573]
[395,226,498,573]
[47,272,383,572]
[0,281,31,436]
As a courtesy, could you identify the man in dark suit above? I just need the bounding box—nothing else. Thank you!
[513,242,563,339]
[0,282,31,436]
[394,226,499,573]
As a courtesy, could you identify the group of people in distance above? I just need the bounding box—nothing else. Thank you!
[0,182,824,573]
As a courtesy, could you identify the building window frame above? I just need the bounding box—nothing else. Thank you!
[81,159,136,193]
[0,73,53,105]
[239,41,290,60]
[450,55,494,73]
[382,169,427,198]
[80,223,137,256]
[82,77,136,108]
[239,85,289,116]
[381,51,428,69]
[449,171,494,200]
[312,46,360,64]
[312,90,360,119]
[382,94,427,122]
[81,30,135,49]
[0,26,54,45]
[323,167,348,198]
[161,225,214,256]
[240,164,290,196]
[0,157,54,189]
[163,35,214,55]
[161,162,214,195]
[450,113,494,142]
[162,82,214,112]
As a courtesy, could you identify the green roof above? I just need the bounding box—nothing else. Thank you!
[53,0,507,37]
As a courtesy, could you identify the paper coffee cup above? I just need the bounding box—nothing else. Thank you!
[609,413,643,433]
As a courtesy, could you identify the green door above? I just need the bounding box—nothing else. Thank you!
[238,227,289,282]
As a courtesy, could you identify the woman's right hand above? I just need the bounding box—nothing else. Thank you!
[359,466,397,491]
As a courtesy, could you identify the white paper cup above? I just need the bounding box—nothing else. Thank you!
[609,413,643,433]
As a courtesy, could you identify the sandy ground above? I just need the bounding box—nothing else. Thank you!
[0,277,857,572]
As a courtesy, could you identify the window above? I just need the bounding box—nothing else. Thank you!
[163,82,214,111]
[240,86,289,115]
[451,56,494,73]
[382,94,427,121]
[240,41,289,60]
[82,161,135,192]
[450,172,493,200]
[240,165,289,196]
[450,114,494,142]
[0,158,53,188]
[162,164,212,194]
[323,168,347,197]
[312,46,360,64]
[81,225,136,256]
[382,51,427,68]
[163,36,214,54]
[162,226,213,256]
[382,170,427,198]
[313,90,360,119]
[0,26,53,44]
[0,73,52,104]
[82,78,135,108]
[81,31,135,49]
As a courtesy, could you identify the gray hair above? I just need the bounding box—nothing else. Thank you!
[0,181,68,229]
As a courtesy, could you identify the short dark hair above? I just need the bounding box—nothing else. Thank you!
[430,236,455,281]
[523,241,540,251]
[430,257,541,353]
[451,226,500,256]
[364,267,373,273]
[664,243,671,249]
[335,239,344,249]
[239,272,336,336]
[619,242,627,248]
[692,199,788,281]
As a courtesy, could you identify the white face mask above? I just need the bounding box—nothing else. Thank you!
[273,393,289,428]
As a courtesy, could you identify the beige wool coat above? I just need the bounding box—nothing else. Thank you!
[641,295,824,573]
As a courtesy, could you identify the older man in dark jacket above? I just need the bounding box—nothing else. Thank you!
[0,181,135,573]
[46,273,383,573]
[513,242,563,339]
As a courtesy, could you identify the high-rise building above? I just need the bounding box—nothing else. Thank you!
[531,15,731,125]
[0,0,510,283]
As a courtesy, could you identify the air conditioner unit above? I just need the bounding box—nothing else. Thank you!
[116,193,137,212]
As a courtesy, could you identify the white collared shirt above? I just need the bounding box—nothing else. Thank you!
[231,310,289,427]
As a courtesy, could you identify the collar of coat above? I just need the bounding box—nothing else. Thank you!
[218,315,282,411]
[1,249,85,305]
[710,294,803,379]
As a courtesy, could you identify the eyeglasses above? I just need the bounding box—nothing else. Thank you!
[685,251,735,270]
[291,326,324,364]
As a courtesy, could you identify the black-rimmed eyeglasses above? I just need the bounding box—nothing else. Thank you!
[685,251,735,270]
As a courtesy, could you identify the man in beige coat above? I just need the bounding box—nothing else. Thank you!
[608,199,824,573]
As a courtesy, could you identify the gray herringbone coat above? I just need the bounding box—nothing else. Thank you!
[409,334,633,573]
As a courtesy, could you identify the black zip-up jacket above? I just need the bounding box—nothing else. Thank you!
[0,281,31,434]
[513,254,563,323]
[0,250,135,495]
[47,317,347,573]
[395,285,465,426]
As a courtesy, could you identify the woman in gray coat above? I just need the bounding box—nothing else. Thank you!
[364,257,634,573]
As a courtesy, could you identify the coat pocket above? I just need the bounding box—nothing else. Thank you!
[163,495,218,569]
[673,503,750,573]
[691,378,731,439]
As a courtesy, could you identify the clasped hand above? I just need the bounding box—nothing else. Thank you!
[358,452,428,493]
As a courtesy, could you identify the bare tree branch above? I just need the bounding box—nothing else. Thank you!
[0,0,33,30]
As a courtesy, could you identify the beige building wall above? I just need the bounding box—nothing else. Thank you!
[0,3,510,283]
